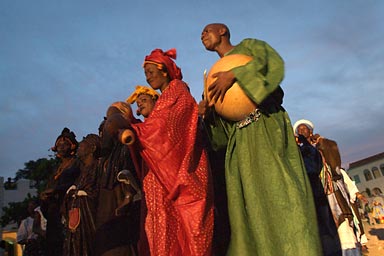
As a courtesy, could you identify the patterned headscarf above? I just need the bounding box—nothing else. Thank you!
[126,85,160,104]
[143,48,183,81]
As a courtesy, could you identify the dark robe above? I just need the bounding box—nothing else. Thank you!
[63,161,98,256]
[297,135,341,256]
[94,143,140,256]
[41,157,80,256]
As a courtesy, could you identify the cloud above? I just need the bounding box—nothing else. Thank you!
[1,0,384,178]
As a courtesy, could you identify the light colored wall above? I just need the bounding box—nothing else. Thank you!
[347,156,384,196]
[1,177,38,237]
[3,179,37,206]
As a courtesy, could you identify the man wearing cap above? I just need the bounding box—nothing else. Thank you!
[294,119,342,256]
[294,119,366,255]
[40,127,81,256]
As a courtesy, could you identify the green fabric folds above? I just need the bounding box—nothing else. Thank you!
[204,39,322,255]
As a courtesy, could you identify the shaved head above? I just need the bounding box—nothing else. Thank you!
[201,23,234,57]
[205,23,230,39]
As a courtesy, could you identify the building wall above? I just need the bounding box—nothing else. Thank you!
[1,177,38,245]
[347,153,384,197]
[3,179,37,206]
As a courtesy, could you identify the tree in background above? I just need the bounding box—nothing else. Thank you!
[1,157,59,227]
[15,157,60,193]
[1,196,34,227]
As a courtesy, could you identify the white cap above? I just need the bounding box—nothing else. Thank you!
[293,119,314,136]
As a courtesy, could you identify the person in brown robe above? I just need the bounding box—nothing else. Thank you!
[40,128,81,256]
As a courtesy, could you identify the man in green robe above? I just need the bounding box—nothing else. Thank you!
[199,23,322,255]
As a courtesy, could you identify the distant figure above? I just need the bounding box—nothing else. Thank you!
[372,193,384,224]
[4,177,16,190]
[339,168,369,252]
[17,200,45,256]
[40,127,81,256]
[364,201,375,225]
[294,119,342,255]
[315,138,361,255]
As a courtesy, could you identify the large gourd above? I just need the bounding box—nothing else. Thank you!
[205,54,257,121]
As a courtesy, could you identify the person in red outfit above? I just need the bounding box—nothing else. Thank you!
[129,48,214,256]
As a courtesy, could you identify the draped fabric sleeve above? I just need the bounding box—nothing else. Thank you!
[131,80,205,201]
[17,219,28,242]
[202,109,232,151]
[132,80,213,256]
[229,38,284,105]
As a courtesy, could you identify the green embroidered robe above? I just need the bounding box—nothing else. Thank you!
[204,39,322,256]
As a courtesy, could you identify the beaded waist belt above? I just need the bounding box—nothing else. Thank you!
[236,108,261,129]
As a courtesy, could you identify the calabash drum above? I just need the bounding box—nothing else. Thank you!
[206,54,257,121]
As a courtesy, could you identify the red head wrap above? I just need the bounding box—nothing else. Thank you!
[144,48,183,80]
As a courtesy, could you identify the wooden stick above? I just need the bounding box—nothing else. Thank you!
[203,69,208,101]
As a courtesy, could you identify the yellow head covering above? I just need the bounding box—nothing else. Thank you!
[126,85,160,104]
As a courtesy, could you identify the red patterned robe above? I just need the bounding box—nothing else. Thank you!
[131,80,214,256]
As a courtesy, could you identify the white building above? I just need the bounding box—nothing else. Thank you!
[347,152,384,197]
[1,177,37,256]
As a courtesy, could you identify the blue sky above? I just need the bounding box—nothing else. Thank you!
[1,0,383,179]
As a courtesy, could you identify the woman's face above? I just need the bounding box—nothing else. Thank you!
[56,138,72,158]
[77,140,92,161]
[144,63,169,91]
[136,94,156,118]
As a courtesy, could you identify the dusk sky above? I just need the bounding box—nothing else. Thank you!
[1,0,383,179]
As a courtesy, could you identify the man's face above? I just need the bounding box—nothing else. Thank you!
[201,24,221,51]
[297,124,312,139]
[136,94,156,118]
[27,202,37,216]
